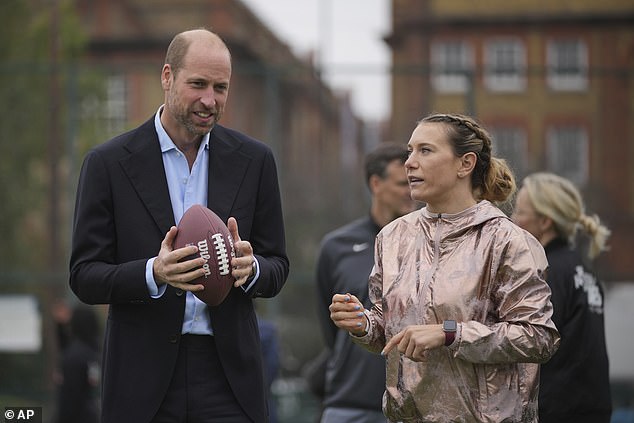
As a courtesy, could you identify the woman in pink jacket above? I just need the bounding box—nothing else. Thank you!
[330,113,560,422]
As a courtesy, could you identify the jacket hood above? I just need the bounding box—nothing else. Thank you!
[422,199,506,221]
[413,200,509,241]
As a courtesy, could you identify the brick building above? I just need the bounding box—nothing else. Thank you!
[386,0,634,280]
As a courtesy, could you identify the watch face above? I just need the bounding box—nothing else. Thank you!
[443,320,457,332]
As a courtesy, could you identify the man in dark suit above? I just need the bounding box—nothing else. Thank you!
[70,28,289,423]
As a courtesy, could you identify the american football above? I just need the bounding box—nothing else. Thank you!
[173,204,235,306]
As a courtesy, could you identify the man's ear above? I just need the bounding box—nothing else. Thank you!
[368,174,382,194]
[161,64,173,90]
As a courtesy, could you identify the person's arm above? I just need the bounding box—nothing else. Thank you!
[348,233,386,354]
[315,238,339,348]
[69,150,151,305]
[70,150,205,304]
[454,232,561,364]
[235,149,289,298]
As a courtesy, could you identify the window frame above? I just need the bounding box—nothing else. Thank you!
[104,74,128,134]
[430,40,474,93]
[483,37,527,92]
[546,125,589,186]
[546,38,589,91]
[490,125,528,179]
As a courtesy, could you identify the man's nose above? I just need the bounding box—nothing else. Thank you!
[200,90,216,107]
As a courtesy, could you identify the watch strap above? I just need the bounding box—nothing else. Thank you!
[443,320,457,346]
[444,330,456,346]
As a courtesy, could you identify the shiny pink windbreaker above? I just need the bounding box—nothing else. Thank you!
[353,201,560,422]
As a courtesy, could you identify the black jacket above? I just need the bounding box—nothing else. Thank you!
[54,340,100,423]
[70,118,289,423]
[539,238,612,423]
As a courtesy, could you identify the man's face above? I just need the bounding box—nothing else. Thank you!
[162,41,231,142]
[374,160,419,220]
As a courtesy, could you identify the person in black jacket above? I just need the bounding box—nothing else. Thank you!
[53,304,101,423]
[257,315,280,423]
[314,143,418,423]
[69,28,289,423]
[512,172,612,423]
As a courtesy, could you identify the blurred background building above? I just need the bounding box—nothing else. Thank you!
[0,0,632,422]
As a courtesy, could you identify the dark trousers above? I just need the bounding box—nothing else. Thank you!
[151,335,251,423]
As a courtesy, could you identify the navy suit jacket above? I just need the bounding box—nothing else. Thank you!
[69,117,289,423]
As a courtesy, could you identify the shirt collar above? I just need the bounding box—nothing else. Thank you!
[154,105,210,154]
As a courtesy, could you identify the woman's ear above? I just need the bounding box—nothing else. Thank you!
[458,152,477,178]
[538,214,555,234]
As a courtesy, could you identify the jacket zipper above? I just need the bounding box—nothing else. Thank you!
[418,214,442,302]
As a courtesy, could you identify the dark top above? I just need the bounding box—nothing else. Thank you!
[54,339,100,423]
[258,317,280,423]
[539,238,612,423]
[315,216,386,411]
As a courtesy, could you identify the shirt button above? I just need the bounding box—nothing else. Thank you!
[175,289,183,296]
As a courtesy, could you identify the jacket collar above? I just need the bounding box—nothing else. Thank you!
[119,118,175,235]
[118,118,252,235]
[206,125,251,223]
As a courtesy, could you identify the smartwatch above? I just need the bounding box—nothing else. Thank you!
[443,320,457,346]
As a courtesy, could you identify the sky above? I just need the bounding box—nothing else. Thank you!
[240,0,391,121]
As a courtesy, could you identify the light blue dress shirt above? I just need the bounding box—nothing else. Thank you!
[144,106,259,335]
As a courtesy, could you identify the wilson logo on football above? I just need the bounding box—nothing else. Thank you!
[196,239,212,278]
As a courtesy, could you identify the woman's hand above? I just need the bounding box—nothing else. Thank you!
[381,324,445,361]
[329,293,368,336]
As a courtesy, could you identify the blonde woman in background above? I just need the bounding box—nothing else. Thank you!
[512,172,612,423]
[330,113,560,422]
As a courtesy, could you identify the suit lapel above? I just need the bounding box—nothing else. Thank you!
[207,126,250,223]
[119,119,175,235]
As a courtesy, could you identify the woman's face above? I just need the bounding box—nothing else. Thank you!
[404,122,464,210]
[512,187,543,238]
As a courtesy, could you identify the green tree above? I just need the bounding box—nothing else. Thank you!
[0,0,101,409]
[0,0,85,272]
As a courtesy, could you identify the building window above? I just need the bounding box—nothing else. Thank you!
[546,125,589,185]
[484,38,526,92]
[490,126,527,179]
[105,74,127,134]
[547,39,588,91]
[431,41,474,93]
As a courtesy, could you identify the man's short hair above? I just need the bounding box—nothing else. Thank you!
[165,28,229,76]
[364,142,409,186]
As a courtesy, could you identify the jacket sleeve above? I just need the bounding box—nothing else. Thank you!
[351,233,386,354]
[454,231,560,364]
[315,237,338,348]
[69,149,152,305]
[242,149,289,299]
